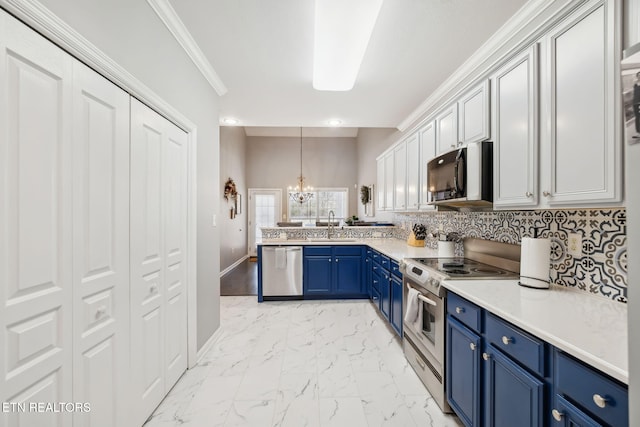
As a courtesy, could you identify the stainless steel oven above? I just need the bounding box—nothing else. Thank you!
[400,238,521,414]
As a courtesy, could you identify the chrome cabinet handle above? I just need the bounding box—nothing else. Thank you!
[482,353,491,361]
[501,336,513,345]
[593,394,608,408]
[543,191,550,197]
[95,306,107,319]
[552,409,563,421]
[335,259,339,263]
[469,343,477,351]
[455,307,465,314]
[415,356,426,370]
[525,191,533,197]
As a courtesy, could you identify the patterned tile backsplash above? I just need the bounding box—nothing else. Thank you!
[394,209,627,303]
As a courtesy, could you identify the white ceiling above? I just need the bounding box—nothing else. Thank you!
[169,0,529,130]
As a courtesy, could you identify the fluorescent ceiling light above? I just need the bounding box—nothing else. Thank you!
[313,0,384,91]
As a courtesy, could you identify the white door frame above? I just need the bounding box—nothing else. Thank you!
[1,0,202,368]
[248,188,282,257]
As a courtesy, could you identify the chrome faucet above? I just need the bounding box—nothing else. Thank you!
[328,210,335,239]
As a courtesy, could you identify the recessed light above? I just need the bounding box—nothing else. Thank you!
[222,118,239,125]
[328,119,342,126]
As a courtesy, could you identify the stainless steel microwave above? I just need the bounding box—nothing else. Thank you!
[427,141,493,208]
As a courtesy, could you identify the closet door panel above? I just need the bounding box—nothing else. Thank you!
[0,12,73,426]
[130,99,166,425]
[71,60,130,427]
[163,125,188,389]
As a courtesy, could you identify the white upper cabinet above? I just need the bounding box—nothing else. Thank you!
[435,104,458,154]
[542,0,621,206]
[384,150,394,210]
[458,80,490,145]
[376,156,386,211]
[493,45,539,209]
[405,134,421,211]
[419,121,437,210]
[393,142,407,210]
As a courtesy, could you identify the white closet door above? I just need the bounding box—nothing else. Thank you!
[162,121,188,389]
[71,61,130,427]
[130,98,188,425]
[0,12,74,427]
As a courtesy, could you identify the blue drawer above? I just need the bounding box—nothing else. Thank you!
[555,351,628,427]
[334,245,363,256]
[380,254,390,270]
[446,293,481,333]
[304,246,331,256]
[485,313,546,377]
[390,260,402,279]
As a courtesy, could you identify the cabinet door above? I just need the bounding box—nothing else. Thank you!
[393,141,407,211]
[436,104,459,154]
[545,0,621,205]
[72,60,131,427]
[459,80,490,144]
[552,395,602,427]
[376,157,385,211]
[406,134,420,211]
[335,255,363,295]
[419,121,436,210]
[446,316,481,427]
[371,268,384,312]
[304,256,332,295]
[384,151,394,211]
[493,45,539,209]
[379,271,391,321]
[483,345,544,427]
[390,275,403,337]
[0,13,74,427]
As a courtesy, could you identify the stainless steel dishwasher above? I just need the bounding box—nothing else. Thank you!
[262,246,303,299]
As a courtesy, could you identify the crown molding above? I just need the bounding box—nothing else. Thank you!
[147,0,227,96]
[397,0,585,133]
[0,0,197,132]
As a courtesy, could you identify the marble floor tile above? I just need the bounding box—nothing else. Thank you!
[144,296,462,427]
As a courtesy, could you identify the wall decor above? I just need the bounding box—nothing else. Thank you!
[224,177,237,201]
[361,184,375,217]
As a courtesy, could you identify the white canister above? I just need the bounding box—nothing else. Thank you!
[438,241,455,257]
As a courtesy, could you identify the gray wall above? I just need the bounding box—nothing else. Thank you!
[356,128,401,222]
[220,127,248,271]
[246,136,359,219]
[37,0,222,350]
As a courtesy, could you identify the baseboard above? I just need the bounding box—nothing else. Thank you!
[220,254,249,277]
[193,326,224,366]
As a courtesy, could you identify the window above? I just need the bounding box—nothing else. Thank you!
[288,188,348,224]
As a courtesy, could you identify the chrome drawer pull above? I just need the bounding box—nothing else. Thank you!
[501,336,513,345]
[415,356,426,370]
[482,353,491,361]
[455,307,465,314]
[593,394,608,408]
[551,409,564,421]
[469,343,477,351]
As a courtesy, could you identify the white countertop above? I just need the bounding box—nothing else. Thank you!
[261,238,439,261]
[442,279,628,384]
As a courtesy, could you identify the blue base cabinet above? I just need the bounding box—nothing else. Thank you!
[446,316,481,427]
[446,292,628,427]
[368,250,403,337]
[303,246,367,298]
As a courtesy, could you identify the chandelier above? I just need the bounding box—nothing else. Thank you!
[288,127,314,204]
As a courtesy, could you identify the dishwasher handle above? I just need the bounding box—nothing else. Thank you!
[263,247,301,252]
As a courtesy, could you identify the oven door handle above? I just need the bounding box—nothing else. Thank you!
[417,294,438,306]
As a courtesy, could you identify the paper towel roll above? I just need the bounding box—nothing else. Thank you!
[519,237,551,289]
[438,241,455,258]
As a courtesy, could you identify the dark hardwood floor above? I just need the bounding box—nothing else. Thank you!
[220,257,258,296]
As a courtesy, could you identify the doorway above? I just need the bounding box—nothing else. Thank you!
[248,188,282,257]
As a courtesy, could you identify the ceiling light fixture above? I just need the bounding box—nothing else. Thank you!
[313,0,384,91]
[288,128,314,204]
[222,118,239,125]
[328,119,342,126]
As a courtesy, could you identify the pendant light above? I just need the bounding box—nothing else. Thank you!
[288,127,314,204]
